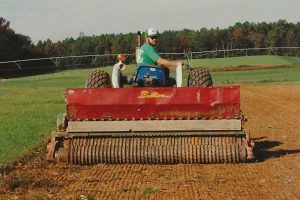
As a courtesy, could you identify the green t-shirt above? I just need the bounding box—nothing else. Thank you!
[137,43,160,65]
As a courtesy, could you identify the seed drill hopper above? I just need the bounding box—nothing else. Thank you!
[47,33,254,165]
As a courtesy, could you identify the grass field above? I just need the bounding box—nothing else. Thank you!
[189,55,300,68]
[0,55,300,165]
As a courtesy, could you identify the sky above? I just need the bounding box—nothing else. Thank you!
[1,0,299,44]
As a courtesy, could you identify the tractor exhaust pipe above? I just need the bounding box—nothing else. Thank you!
[176,63,182,87]
[136,31,142,64]
[137,31,141,47]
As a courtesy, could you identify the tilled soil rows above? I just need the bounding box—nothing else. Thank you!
[0,85,299,200]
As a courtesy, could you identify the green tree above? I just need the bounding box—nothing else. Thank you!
[0,17,41,61]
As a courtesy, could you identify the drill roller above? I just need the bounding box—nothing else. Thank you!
[55,135,249,165]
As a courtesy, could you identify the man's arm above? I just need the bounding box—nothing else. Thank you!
[156,58,181,67]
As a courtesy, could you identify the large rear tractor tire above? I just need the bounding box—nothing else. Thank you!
[85,70,112,88]
[188,68,213,87]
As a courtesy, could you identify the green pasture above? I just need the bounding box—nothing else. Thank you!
[188,55,300,68]
[1,55,300,165]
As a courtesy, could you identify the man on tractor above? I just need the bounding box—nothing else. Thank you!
[135,28,182,87]
[137,28,181,68]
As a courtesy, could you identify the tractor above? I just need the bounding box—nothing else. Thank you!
[47,32,254,165]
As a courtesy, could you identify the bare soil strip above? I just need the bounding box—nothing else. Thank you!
[210,64,300,72]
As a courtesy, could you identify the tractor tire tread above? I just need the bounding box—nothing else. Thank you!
[85,70,111,88]
[188,68,213,87]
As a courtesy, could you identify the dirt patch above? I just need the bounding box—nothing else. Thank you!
[0,85,299,200]
[210,64,300,72]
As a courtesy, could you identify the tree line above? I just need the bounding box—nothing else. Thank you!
[1,17,300,77]
[35,19,300,58]
[1,17,300,62]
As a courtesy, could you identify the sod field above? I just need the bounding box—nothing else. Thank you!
[190,55,300,68]
[0,55,300,165]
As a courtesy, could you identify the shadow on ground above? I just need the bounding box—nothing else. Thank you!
[253,137,300,162]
